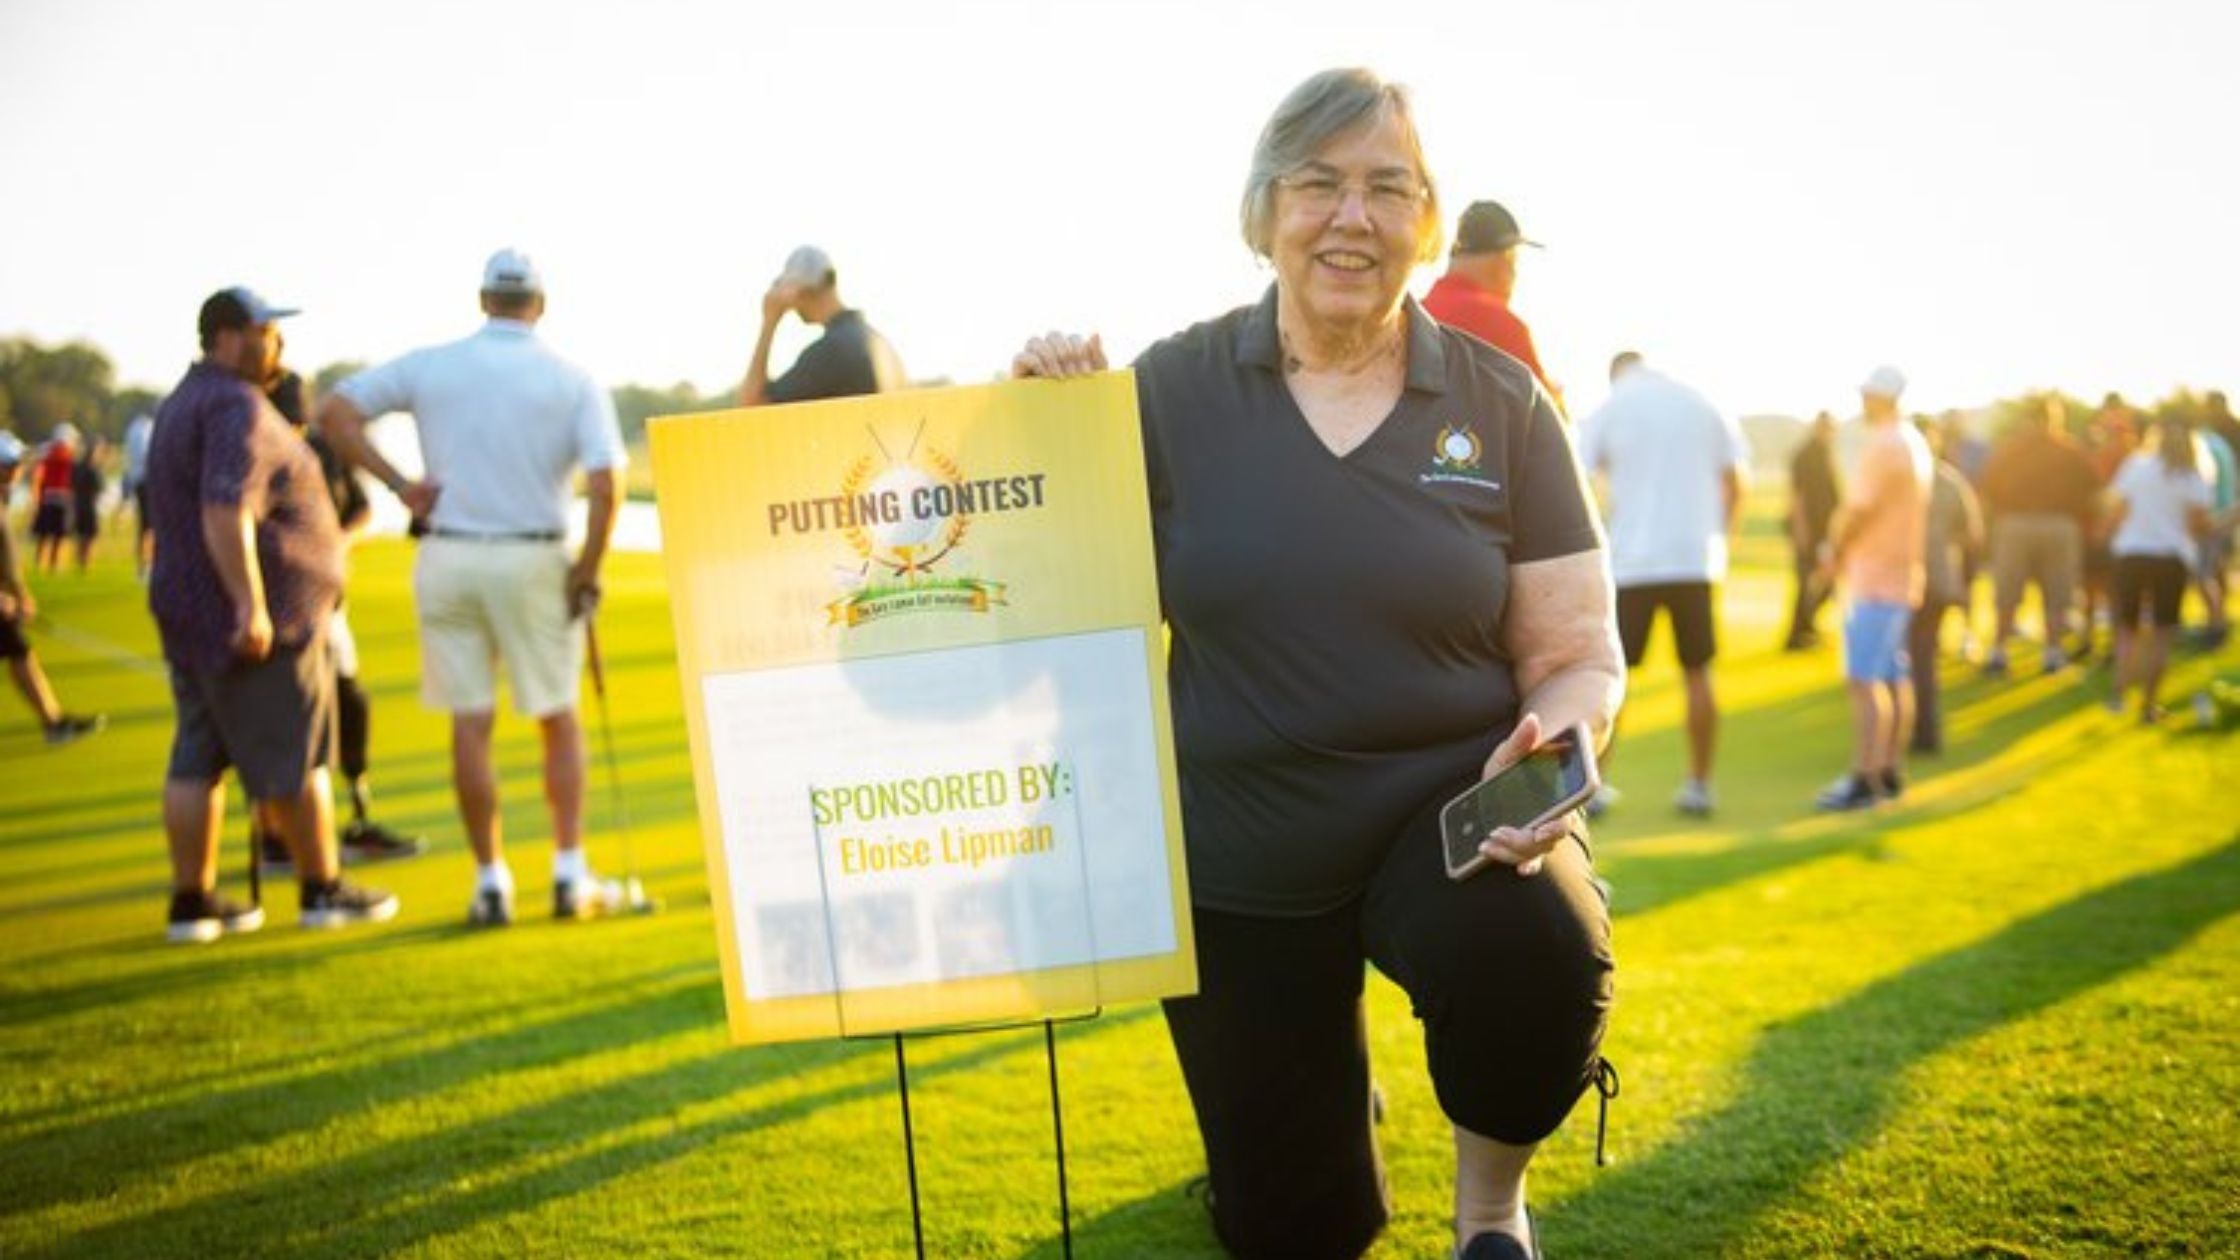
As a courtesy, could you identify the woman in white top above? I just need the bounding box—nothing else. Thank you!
[2104,416,2215,721]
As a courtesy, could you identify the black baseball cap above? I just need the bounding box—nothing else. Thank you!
[1451,200,1541,255]
[197,286,300,343]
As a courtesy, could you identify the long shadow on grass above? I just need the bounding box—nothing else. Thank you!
[1016,1175,1213,1259]
[2,856,718,1028]
[1656,667,2090,833]
[5,719,694,890]
[1541,835,2240,1258]
[1598,720,2100,926]
[1590,675,2106,920]
[0,783,181,836]
[0,967,729,1219]
[24,1007,1157,1259]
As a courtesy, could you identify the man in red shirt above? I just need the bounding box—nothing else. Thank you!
[1422,200,1561,412]
[29,424,78,574]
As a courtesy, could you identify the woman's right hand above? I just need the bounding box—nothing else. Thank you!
[1011,332,1107,380]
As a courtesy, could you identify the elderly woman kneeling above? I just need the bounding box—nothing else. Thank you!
[1016,67,1623,1260]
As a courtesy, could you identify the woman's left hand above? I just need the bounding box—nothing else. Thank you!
[1476,713,1580,879]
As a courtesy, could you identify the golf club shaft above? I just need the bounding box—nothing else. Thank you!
[584,617,639,883]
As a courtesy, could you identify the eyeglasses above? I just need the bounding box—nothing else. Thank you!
[1275,170,1426,218]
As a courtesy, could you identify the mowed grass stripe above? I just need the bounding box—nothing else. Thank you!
[1,495,2235,1257]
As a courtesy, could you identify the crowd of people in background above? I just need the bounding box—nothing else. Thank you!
[3,271,2234,833]
[0,239,908,944]
[0,60,2236,1259]
[0,218,2233,897]
[1772,383,2238,812]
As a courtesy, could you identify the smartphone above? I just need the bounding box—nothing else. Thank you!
[1440,722,1600,881]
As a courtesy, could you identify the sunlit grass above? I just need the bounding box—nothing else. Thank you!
[1,495,2234,1257]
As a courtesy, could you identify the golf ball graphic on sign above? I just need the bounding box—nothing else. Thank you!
[869,464,943,551]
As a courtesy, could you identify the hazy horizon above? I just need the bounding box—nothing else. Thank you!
[5,0,2235,422]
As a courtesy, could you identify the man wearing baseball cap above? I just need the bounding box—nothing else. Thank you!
[319,249,630,926]
[1422,200,1561,409]
[0,431,104,745]
[738,245,906,406]
[1815,365,1932,811]
[148,287,399,941]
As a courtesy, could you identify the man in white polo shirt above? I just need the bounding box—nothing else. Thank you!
[318,248,627,926]
[1578,352,1749,816]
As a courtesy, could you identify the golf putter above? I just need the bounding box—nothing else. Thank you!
[584,611,661,915]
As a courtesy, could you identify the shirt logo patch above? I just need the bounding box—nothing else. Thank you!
[1420,424,1502,492]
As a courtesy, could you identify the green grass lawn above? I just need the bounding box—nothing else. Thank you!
[2,509,2235,1258]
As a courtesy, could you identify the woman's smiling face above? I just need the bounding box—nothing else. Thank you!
[1268,108,1429,339]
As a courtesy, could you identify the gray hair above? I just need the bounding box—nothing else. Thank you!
[1240,68,1443,262]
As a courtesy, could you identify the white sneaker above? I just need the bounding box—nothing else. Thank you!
[554,875,628,920]
[1674,780,1715,817]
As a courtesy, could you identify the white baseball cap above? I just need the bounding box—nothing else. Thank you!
[482,247,544,295]
[1860,365,1908,400]
[0,432,24,466]
[779,245,835,289]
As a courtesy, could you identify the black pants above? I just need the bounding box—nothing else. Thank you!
[335,670,370,782]
[1162,788,1615,1260]
[1788,538,1830,645]
[1910,599,1953,752]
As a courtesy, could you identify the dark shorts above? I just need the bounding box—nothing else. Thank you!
[2113,554,2189,629]
[1616,581,1717,669]
[31,501,69,539]
[2083,540,2114,583]
[1162,785,1614,1259]
[71,506,98,540]
[166,638,335,798]
[0,612,27,661]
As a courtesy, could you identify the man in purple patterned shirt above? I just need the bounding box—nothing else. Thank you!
[146,288,401,943]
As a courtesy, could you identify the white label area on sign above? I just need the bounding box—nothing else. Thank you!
[701,628,1178,1001]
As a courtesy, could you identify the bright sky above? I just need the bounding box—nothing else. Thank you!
[3,0,2234,421]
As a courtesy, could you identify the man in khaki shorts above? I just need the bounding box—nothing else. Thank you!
[1978,396,2099,676]
[319,249,627,926]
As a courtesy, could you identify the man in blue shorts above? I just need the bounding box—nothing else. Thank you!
[1817,366,1931,811]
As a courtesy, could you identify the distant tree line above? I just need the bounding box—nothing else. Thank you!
[1,336,731,449]
[1979,387,2229,440]
[0,339,162,444]
[4,333,2226,454]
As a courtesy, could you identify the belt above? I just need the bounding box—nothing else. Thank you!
[427,528,564,543]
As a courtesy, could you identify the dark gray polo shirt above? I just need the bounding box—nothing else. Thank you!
[147,361,345,676]
[1137,286,1601,915]
[767,309,902,403]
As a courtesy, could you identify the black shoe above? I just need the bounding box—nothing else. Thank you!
[44,713,104,746]
[341,819,426,864]
[468,887,515,928]
[1181,1174,1214,1215]
[256,832,294,876]
[299,878,399,929]
[1879,768,1905,800]
[1460,1208,1541,1260]
[167,888,265,944]
[1815,774,1881,812]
